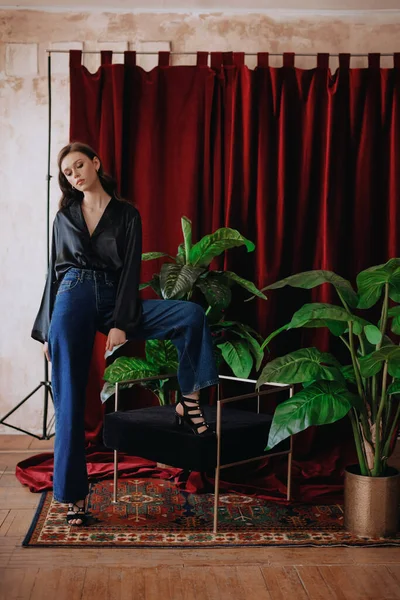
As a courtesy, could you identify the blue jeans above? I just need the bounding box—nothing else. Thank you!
[48,268,219,503]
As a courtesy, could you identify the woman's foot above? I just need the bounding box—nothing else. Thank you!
[66,499,87,526]
[175,396,211,435]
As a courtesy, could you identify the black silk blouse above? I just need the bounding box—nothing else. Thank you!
[31,197,142,343]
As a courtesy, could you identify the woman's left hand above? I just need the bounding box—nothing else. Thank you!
[106,328,127,352]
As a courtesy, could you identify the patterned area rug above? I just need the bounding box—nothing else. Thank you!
[23,478,400,548]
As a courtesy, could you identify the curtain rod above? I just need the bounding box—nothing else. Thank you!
[46,50,396,57]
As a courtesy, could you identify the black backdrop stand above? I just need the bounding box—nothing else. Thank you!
[0,55,54,439]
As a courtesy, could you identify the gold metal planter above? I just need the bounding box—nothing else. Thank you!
[344,466,400,538]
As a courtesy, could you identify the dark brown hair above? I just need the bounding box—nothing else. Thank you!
[57,142,119,210]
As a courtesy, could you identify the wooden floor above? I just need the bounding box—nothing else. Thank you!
[0,435,399,600]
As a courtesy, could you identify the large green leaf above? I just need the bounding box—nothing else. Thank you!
[216,320,264,343]
[231,325,264,371]
[139,274,162,297]
[389,267,400,302]
[218,271,268,300]
[145,339,178,373]
[388,306,400,335]
[100,381,135,404]
[300,319,348,336]
[363,324,382,345]
[189,228,255,268]
[181,216,192,264]
[387,380,400,395]
[196,276,232,309]
[160,263,205,299]
[257,347,344,387]
[357,259,400,309]
[288,304,359,329]
[142,252,171,261]
[340,365,357,384]
[176,243,186,266]
[104,357,159,384]
[217,340,253,378]
[359,346,400,378]
[141,378,176,406]
[265,381,356,450]
[263,270,358,308]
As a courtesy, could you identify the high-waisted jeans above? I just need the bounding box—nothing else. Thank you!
[48,268,219,503]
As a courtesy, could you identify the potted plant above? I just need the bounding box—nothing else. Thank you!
[101,216,267,404]
[256,260,400,537]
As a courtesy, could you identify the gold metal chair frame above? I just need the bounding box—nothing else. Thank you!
[110,374,294,533]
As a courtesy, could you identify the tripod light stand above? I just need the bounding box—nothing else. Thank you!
[0,55,54,439]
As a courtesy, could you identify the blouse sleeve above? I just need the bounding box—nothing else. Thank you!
[112,210,142,334]
[31,217,58,344]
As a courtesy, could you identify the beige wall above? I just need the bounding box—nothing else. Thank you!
[1,8,400,434]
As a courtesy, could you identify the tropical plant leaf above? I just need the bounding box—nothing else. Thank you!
[262,270,358,308]
[142,252,171,261]
[265,381,356,450]
[232,325,264,371]
[301,319,348,336]
[145,339,178,373]
[176,243,186,265]
[385,258,400,270]
[140,275,162,296]
[302,380,316,388]
[216,320,264,343]
[388,306,400,335]
[100,381,135,404]
[150,274,162,297]
[160,263,205,299]
[364,324,382,345]
[196,276,232,309]
[140,378,178,405]
[189,228,255,268]
[257,347,344,387]
[220,271,267,300]
[340,365,357,384]
[104,357,159,384]
[217,340,253,378]
[387,380,400,395]
[389,267,400,302]
[237,322,264,342]
[357,259,400,309]
[181,216,192,264]
[288,304,359,330]
[359,346,400,378]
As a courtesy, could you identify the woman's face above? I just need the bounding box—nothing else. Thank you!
[61,151,100,192]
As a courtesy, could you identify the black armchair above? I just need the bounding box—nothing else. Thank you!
[103,375,294,533]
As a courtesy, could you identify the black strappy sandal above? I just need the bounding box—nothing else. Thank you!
[175,398,212,435]
[66,501,88,526]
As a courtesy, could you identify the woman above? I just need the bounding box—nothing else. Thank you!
[32,142,219,526]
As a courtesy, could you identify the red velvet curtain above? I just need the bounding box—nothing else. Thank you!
[17,49,400,503]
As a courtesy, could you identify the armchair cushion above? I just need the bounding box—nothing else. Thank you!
[103,404,290,472]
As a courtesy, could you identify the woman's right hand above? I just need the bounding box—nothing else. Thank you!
[43,342,50,362]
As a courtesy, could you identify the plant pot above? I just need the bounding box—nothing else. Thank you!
[344,465,400,537]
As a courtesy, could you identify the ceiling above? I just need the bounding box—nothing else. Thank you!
[1,0,399,10]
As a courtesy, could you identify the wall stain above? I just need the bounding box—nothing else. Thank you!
[33,77,47,105]
[0,76,23,93]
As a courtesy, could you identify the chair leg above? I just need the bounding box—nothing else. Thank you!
[287,448,293,501]
[112,449,118,504]
[213,398,222,534]
[213,465,220,534]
